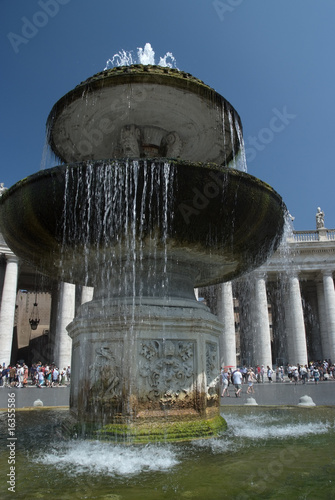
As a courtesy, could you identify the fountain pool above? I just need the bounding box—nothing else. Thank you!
[1,406,334,499]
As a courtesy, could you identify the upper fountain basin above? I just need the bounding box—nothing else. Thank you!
[47,65,243,165]
[0,159,285,288]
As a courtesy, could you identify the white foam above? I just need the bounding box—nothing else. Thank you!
[224,413,332,440]
[234,421,330,439]
[37,441,179,476]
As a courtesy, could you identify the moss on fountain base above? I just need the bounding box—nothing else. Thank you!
[70,408,226,443]
[96,414,226,443]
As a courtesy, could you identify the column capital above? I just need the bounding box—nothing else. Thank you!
[322,269,334,279]
[252,269,267,280]
[4,253,19,263]
[288,271,300,280]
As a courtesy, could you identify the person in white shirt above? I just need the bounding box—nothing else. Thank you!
[232,369,243,397]
[16,365,24,388]
[52,368,59,387]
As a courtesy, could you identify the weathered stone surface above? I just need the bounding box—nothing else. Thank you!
[68,297,222,423]
[47,65,243,166]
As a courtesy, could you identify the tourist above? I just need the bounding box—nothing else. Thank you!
[37,369,45,388]
[313,366,320,384]
[300,365,308,384]
[293,367,299,384]
[246,369,256,394]
[44,365,52,387]
[241,366,248,384]
[30,363,37,385]
[16,364,24,387]
[60,368,66,385]
[9,365,16,386]
[52,367,59,387]
[232,368,243,397]
[279,366,284,382]
[2,366,9,387]
[22,364,28,387]
[267,366,273,382]
[221,369,230,397]
[66,366,71,382]
[260,365,265,383]
[275,366,280,382]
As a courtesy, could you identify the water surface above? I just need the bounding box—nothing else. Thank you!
[1,407,334,499]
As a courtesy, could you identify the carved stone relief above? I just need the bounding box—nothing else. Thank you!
[89,344,121,398]
[206,341,218,386]
[139,339,194,400]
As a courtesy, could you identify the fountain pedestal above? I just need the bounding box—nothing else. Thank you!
[68,297,224,439]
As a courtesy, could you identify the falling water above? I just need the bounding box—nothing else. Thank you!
[234,116,248,172]
[59,159,175,300]
[225,108,247,172]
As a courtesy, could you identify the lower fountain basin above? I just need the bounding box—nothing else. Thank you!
[0,158,285,288]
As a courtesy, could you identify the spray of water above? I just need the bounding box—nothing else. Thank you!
[38,441,179,476]
[104,42,177,70]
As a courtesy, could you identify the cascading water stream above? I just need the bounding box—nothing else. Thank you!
[235,117,247,172]
[59,160,176,300]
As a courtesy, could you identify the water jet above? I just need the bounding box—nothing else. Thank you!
[298,395,316,406]
[245,397,258,406]
[0,64,285,440]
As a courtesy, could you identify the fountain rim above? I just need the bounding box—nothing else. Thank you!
[46,64,243,162]
[0,158,284,204]
[0,158,287,290]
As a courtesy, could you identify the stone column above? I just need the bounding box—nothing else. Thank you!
[251,273,272,368]
[55,282,76,369]
[286,274,308,365]
[46,284,61,364]
[81,286,94,305]
[316,278,330,359]
[0,255,19,366]
[216,282,236,368]
[322,270,335,361]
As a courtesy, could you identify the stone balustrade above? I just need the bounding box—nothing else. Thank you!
[291,229,335,242]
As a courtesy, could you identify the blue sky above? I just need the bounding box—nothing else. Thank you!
[1,0,334,230]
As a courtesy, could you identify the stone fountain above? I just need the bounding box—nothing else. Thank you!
[0,65,285,441]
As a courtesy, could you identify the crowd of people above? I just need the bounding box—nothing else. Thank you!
[221,359,334,397]
[0,362,71,388]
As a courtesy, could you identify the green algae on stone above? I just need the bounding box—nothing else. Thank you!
[94,415,227,443]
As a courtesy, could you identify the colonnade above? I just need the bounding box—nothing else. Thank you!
[0,249,95,368]
[216,268,335,368]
